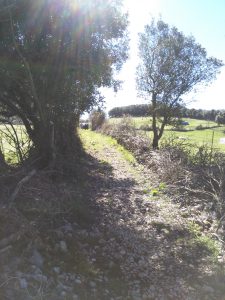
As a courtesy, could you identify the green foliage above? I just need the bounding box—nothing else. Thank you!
[108,104,151,118]
[188,221,220,259]
[109,105,223,122]
[0,0,128,165]
[136,19,223,148]
[158,182,166,190]
[181,107,221,121]
[216,112,225,125]
[192,144,213,166]
[150,183,166,196]
[142,188,150,194]
[151,188,159,196]
[143,182,166,197]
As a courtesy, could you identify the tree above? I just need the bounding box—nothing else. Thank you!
[136,19,223,149]
[0,0,128,167]
[215,112,225,125]
[108,104,151,117]
[89,109,106,131]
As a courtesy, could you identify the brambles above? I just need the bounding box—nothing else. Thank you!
[101,116,151,156]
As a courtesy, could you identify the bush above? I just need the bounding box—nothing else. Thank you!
[195,125,211,130]
[101,116,151,154]
[139,124,152,131]
[89,110,106,131]
[195,124,203,130]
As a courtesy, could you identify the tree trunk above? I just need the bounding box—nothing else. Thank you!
[31,124,53,168]
[0,149,7,169]
[152,92,159,149]
[152,134,159,149]
[158,118,167,140]
[30,114,82,169]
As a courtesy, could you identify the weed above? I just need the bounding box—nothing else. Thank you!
[158,182,166,190]
[188,221,220,259]
[143,188,150,194]
[151,188,159,196]
[148,183,166,197]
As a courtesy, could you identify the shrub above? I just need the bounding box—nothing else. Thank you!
[89,110,106,131]
[195,124,203,130]
[139,124,152,131]
[195,125,211,130]
[101,116,151,155]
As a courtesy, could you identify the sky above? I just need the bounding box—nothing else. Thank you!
[102,0,225,112]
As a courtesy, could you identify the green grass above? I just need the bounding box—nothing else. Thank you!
[109,116,151,129]
[181,118,218,129]
[79,129,136,164]
[187,221,220,259]
[162,126,225,151]
[110,117,218,130]
[109,117,225,151]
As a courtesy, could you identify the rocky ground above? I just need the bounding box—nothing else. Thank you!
[0,131,224,299]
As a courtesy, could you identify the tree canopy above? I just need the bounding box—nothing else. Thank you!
[108,104,151,118]
[0,0,128,166]
[136,19,223,148]
[108,104,222,122]
[216,111,225,125]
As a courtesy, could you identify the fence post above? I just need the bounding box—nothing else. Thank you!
[210,130,214,164]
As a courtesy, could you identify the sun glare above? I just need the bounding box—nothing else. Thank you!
[124,0,160,27]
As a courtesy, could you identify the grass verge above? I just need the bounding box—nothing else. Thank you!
[79,129,136,165]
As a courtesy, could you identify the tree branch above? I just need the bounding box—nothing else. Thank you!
[9,169,37,207]
[8,7,45,125]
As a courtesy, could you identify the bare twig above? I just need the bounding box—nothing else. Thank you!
[216,214,225,233]
[9,169,37,207]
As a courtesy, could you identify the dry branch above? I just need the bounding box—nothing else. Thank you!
[9,169,37,207]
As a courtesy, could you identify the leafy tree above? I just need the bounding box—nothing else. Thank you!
[0,0,128,167]
[108,104,151,117]
[136,19,223,149]
[215,112,225,125]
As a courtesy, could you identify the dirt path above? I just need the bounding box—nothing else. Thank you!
[0,131,224,300]
[80,131,224,300]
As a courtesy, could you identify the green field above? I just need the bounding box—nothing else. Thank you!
[1,118,225,165]
[162,127,225,151]
[109,117,225,151]
[110,117,218,129]
[109,116,151,129]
